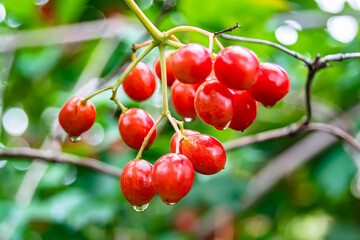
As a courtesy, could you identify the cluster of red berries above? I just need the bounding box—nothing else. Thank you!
[58,42,290,212]
[156,43,291,130]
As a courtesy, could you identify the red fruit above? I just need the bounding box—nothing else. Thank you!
[123,62,156,101]
[194,78,234,130]
[171,80,201,122]
[120,159,156,208]
[155,49,176,87]
[171,43,212,84]
[214,46,260,90]
[247,62,291,108]
[152,153,194,205]
[118,108,157,150]
[229,91,258,131]
[58,96,96,140]
[170,129,199,153]
[181,134,226,175]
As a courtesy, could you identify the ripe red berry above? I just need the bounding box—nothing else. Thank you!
[170,129,199,153]
[152,153,194,205]
[229,91,258,131]
[171,43,212,84]
[181,134,226,175]
[123,62,156,101]
[154,49,176,87]
[247,62,291,108]
[58,96,96,142]
[171,80,201,122]
[194,78,234,130]
[118,108,157,150]
[120,159,155,211]
[214,46,260,90]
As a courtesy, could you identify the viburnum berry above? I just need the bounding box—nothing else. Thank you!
[123,62,156,101]
[181,134,226,175]
[152,153,194,205]
[247,62,291,108]
[154,49,176,87]
[229,91,258,131]
[214,46,260,90]
[194,77,234,130]
[170,129,199,153]
[171,80,201,122]
[171,43,212,84]
[120,159,155,212]
[118,108,157,150]
[58,96,96,142]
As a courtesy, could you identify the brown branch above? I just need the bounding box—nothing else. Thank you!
[322,52,360,63]
[214,23,241,35]
[0,148,122,177]
[218,34,312,65]
[224,122,360,152]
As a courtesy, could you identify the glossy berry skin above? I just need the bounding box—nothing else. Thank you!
[170,129,199,153]
[171,80,201,121]
[181,134,226,175]
[171,43,212,84]
[229,91,258,131]
[214,46,260,90]
[120,159,156,207]
[155,49,176,87]
[152,153,195,204]
[58,96,96,137]
[247,62,291,108]
[194,78,234,130]
[123,62,156,101]
[118,108,157,150]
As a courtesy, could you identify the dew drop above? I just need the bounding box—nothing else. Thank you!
[69,136,81,143]
[131,203,149,212]
[184,117,194,123]
[214,121,230,131]
[165,201,177,206]
[264,104,274,108]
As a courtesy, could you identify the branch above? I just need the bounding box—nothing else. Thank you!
[218,34,312,65]
[322,52,360,63]
[224,122,360,152]
[0,16,141,52]
[0,148,121,177]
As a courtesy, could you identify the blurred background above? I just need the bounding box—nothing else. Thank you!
[0,0,359,239]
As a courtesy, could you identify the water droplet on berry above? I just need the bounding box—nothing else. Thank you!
[264,104,275,108]
[184,117,194,123]
[165,201,177,206]
[214,121,230,131]
[131,203,149,212]
[69,136,81,143]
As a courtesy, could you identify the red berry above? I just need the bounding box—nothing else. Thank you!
[152,153,194,205]
[214,46,260,90]
[181,134,226,175]
[120,159,156,209]
[170,129,199,153]
[247,62,291,108]
[171,80,201,122]
[58,96,96,140]
[229,91,258,131]
[123,62,156,101]
[118,108,157,150]
[155,49,176,87]
[171,43,212,84]
[194,78,234,130]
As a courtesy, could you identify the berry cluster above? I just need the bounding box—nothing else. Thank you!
[58,42,290,212]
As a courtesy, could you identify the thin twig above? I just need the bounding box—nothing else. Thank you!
[0,148,121,177]
[214,22,241,36]
[322,52,360,63]
[218,34,312,65]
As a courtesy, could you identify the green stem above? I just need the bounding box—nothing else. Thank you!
[159,44,169,114]
[81,86,112,105]
[112,98,128,112]
[166,26,224,49]
[135,114,164,160]
[111,42,156,98]
[123,0,163,40]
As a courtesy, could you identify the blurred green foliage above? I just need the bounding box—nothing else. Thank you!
[0,0,360,239]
